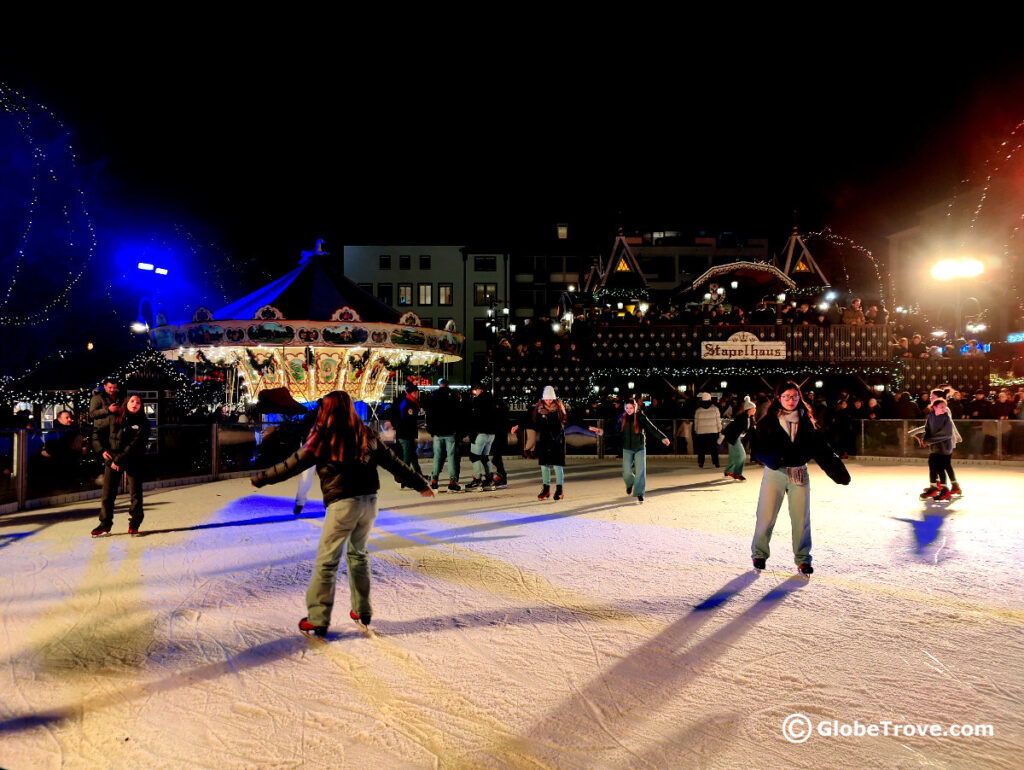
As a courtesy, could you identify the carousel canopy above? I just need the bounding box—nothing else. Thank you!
[687,261,797,293]
[206,255,400,324]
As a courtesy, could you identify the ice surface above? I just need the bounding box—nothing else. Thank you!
[1,459,1022,769]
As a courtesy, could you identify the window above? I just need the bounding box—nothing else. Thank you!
[474,255,497,272]
[419,254,431,270]
[377,283,393,306]
[474,282,498,305]
[398,283,413,305]
[438,283,453,306]
[557,223,568,240]
[417,283,432,305]
[473,317,493,337]
[399,254,411,270]
[419,317,433,328]
[379,254,392,270]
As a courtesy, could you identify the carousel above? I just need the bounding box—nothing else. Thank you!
[149,242,463,406]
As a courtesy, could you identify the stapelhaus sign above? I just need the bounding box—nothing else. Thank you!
[701,331,787,360]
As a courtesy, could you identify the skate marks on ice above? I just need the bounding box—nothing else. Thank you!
[496,571,809,765]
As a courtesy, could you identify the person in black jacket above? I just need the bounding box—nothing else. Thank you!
[251,390,434,637]
[465,384,499,491]
[91,394,151,537]
[750,382,849,575]
[723,396,756,481]
[532,385,567,500]
[423,378,462,491]
[395,382,423,488]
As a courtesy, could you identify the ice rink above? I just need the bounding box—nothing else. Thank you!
[1,458,1022,769]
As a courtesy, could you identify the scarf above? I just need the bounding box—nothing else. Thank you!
[778,408,800,441]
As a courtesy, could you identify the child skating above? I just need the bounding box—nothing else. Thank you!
[909,396,962,501]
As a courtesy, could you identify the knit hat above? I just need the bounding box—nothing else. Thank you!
[698,392,712,402]
[405,381,419,393]
[741,395,756,411]
[542,385,557,401]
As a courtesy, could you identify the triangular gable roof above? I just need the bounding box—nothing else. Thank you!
[209,256,400,323]
[583,235,649,292]
[780,228,829,285]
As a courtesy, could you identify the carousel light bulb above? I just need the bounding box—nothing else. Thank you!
[617,302,623,310]
[639,303,649,313]
[704,293,712,301]
[777,293,786,302]
[720,381,728,388]
[815,380,824,389]
[628,381,635,389]
[730,281,738,289]
[678,385,686,393]
[717,287,725,295]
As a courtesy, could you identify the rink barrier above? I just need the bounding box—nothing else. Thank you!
[1,418,1022,512]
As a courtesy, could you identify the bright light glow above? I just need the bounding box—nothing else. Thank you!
[130,321,149,333]
[616,302,623,310]
[874,384,886,392]
[509,323,516,333]
[896,306,904,313]
[593,385,600,392]
[931,258,984,280]
[86,342,94,350]
[627,381,635,389]
[678,385,687,392]
[613,387,620,393]
[815,380,824,389]
[825,291,837,301]
[568,285,575,292]
[639,303,649,313]
[154,267,168,275]
[777,293,786,302]
[818,303,829,311]
[552,322,561,332]
[730,281,738,289]
[563,312,572,322]
[932,330,946,337]
[704,293,712,301]
[716,287,725,295]
[720,381,728,388]
[137,262,154,271]
[502,307,509,315]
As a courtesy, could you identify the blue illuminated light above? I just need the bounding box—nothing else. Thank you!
[137,262,154,271]
[1007,331,1024,343]
[155,267,168,275]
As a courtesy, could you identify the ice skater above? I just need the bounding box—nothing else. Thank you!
[750,381,850,575]
[615,397,670,503]
[251,391,433,637]
[910,396,962,500]
[532,386,567,500]
[693,392,722,468]
[723,395,756,480]
[91,394,151,537]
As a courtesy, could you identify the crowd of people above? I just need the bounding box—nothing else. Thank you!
[485,297,988,367]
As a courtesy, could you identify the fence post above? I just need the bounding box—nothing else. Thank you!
[211,424,220,481]
[15,429,27,511]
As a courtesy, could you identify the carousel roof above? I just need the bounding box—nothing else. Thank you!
[687,261,797,292]
[208,255,400,323]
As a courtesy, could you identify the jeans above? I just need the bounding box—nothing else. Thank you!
[540,465,564,485]
[306,494,377,626]
[431,434,459,481]
[622,447,646,497]
[99,464,143,527]
[751,466,812,565]
[398,438,421,481]
[471,433,495,480]
[725,439,746,476]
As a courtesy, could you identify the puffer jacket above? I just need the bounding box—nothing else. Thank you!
[251,431,427,506]
[93,409,151,471]
[692,402,722,436]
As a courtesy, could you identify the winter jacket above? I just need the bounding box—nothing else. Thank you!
[752,404,850,484]
[251,431,427,506]
[471,391,502,435]
[396,395,421,440]
[921,412,959,455]
[722,412,750,446]
[618,411,667,451]
[93,410,151,472]
[692,402,722,436]
[531,404,566,466]
[89,389,121,433]
[423,387,461,436]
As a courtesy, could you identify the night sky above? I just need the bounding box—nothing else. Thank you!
[5,40,1024,265]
